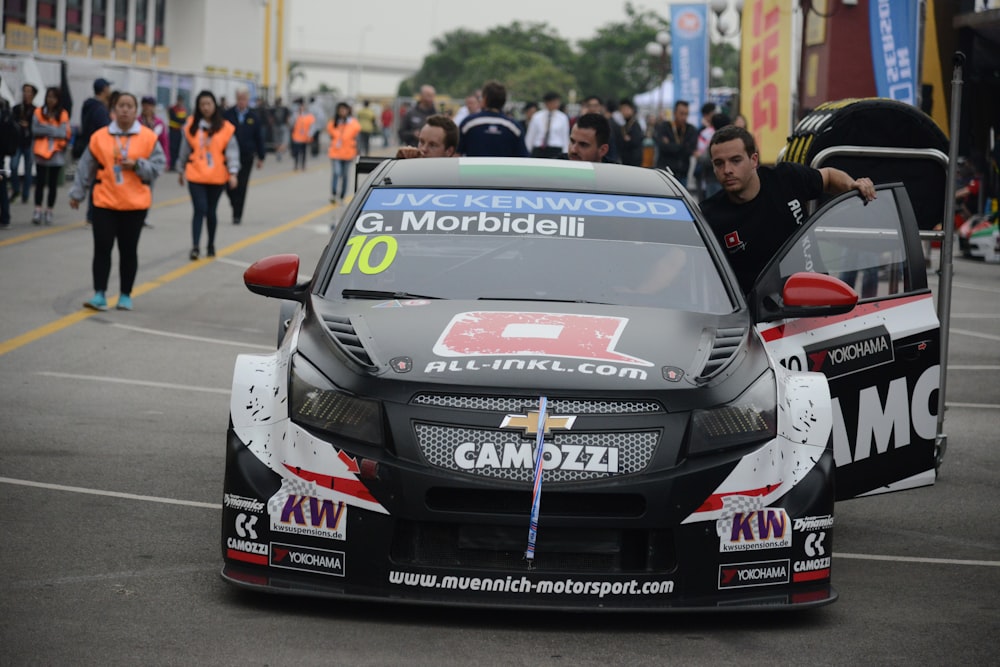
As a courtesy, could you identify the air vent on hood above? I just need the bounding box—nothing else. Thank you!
[322,315,376,369]
[698,327,746,379]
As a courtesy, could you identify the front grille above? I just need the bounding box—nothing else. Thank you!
[390,521,676,573]
[410,394,663,414]
[414,424,658,483]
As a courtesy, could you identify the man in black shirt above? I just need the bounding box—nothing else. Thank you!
[700,125,876,294]
[223,87,266,225]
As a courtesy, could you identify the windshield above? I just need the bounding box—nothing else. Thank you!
[325,187,732,314]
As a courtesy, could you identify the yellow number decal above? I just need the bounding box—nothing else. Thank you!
[339,235,398,275]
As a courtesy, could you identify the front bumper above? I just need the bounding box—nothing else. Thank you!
[221,424,837,611]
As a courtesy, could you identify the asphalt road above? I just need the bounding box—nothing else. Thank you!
[1,156,998,666]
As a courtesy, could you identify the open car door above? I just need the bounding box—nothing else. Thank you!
[752,184,940,500]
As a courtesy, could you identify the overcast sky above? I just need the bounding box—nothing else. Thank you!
[288,0,674,97]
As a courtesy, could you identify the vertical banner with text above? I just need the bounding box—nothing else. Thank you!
[868,0,918,105]
[670,4,708,120]
[740,0,794,163]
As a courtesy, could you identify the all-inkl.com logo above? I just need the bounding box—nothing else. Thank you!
[675,10,704,37]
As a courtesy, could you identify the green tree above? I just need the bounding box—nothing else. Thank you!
[399,22,576,101]
[709,40,740,89]
[573,2,670,103]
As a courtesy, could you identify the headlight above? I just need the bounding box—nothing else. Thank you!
[289,356,383,446]
[687,371,777,456]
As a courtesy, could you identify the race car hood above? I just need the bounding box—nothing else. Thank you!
[299,298,757,395]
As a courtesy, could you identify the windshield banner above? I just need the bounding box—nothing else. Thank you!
[364,189,693,222]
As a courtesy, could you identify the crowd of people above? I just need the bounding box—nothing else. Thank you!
[0,74,877,314]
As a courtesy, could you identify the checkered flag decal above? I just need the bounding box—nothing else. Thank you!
[714,494,766,536]
[267,477,317,516]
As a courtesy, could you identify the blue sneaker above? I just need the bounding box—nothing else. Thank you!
[116,294,133,311]
[84,292,107,311]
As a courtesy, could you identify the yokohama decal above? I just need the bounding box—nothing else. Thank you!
[433,311,653,366]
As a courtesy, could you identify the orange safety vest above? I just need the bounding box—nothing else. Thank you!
[89,125,159,211]
[292,113,315,143]
[327,118,361,161]
[182,118,236,185]
[33,107,70,160]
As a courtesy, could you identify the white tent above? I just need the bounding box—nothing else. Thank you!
[633,78,674,113]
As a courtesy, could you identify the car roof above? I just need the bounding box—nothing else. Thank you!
[369,157,690,198]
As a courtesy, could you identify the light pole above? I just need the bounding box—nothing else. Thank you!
[709,0,744,116]
[645,30,671,123]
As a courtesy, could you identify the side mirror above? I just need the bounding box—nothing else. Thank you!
[757,272,858,322]
[244,254,311,301]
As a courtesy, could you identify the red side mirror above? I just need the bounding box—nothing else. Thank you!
[782,272,858,308]
[244,254,300,289]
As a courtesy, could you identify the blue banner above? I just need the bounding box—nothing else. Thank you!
[869,0,918,105]
[670,4,709,118]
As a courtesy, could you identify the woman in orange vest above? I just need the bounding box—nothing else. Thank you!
[327,102,361,204]
[31,87,71,225]
[290,98,314,172]
[69,92,166,311]
[175,90,239,260]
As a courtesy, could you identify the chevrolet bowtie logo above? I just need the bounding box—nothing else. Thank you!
[500,411,576,437]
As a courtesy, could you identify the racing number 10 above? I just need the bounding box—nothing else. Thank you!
[339,235,397,275]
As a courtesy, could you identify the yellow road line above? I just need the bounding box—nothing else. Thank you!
[0,203,333,358]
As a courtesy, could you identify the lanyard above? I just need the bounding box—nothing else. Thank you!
[115,134,132,161]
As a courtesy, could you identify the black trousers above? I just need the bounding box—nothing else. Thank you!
[226,153,255,220]
[91,207,146,294]
[34,165,61,207]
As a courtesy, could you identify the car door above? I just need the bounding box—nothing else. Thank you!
[752,184,940,500]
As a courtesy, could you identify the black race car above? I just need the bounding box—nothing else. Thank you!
[221,157,940,610]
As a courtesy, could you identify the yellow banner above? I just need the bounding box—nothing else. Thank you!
[37,27,64,55]
[154,46,170,67]
[135,44,152,66]
[92,36,112,60]
[66,32,88,57]
[4,23,34,52]
[740,0,794,164]
[115,41,133,63]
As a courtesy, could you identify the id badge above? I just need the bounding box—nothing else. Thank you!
[205,152,214,168]
[113,164,124,185]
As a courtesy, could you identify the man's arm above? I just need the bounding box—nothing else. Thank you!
[820,166,877,202]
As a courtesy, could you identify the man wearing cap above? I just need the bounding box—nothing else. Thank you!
[75,78,113,223]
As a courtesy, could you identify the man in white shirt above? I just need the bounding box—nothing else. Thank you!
[525,91,570,159]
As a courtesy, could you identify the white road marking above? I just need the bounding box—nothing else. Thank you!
[110,323,272,349]
[35,371,230,395]
[948,365,1000,370]
[945,401,1000,409]
[950,328,1000,343]
[837,552,1000,567]
[951,314,1000,319]
[0,476,220,509]
[9,565,213,589]
[2,476,998,569]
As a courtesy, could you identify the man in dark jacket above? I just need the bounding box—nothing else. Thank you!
[9,82,38,205]
[654,99,697,187]
[223,87,265,225]
[76,78,113,223]
[617,98,645,167]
